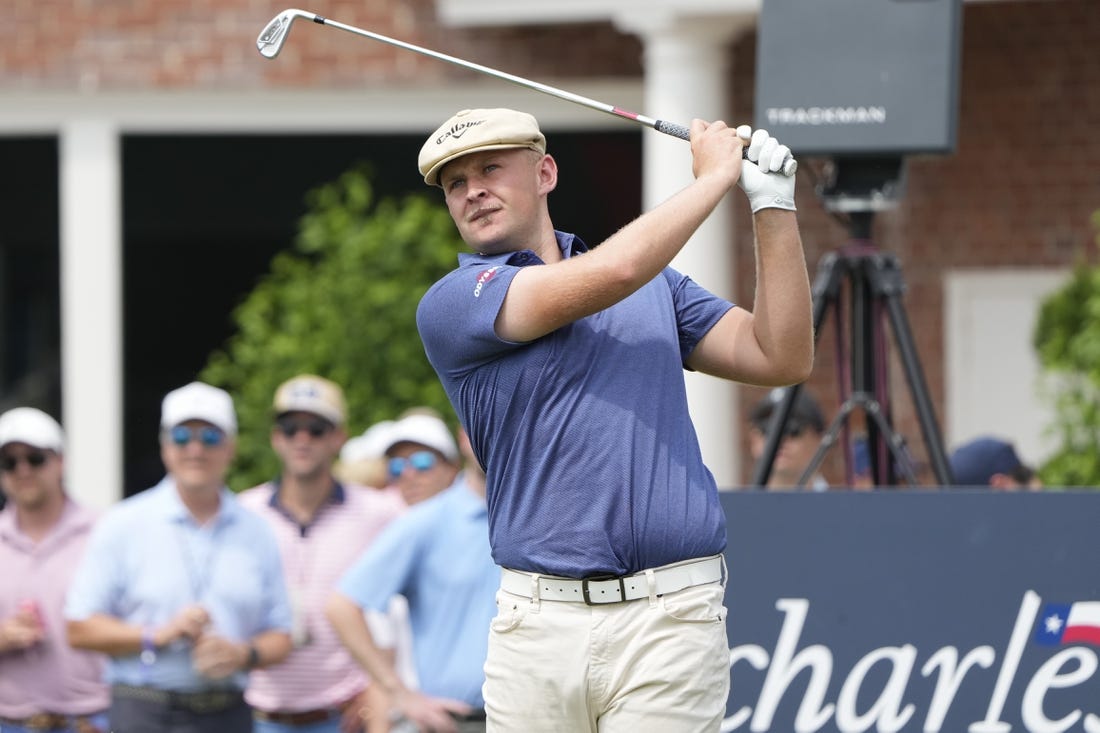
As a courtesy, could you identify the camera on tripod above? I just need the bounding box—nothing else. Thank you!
[818,156,905,217]
[749,0,963,488]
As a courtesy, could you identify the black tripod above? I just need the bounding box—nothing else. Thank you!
[750,208,954,488]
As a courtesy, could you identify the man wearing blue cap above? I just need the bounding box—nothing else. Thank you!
[949,436,1042,490]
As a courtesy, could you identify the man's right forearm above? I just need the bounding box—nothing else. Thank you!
[497,119,746,343]
[499,169,734,343]
[0,625,27,655]
[67,614,146,656]
[325,593,406,696]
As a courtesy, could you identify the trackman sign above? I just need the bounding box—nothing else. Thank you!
[723,591,1099,733]
[764,106,887,126]
[717,491,1100,733]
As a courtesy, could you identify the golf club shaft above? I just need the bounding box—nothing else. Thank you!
[258,10,796,176]
[328,18,689,136]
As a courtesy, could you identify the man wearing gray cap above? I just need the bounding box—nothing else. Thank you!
[414,108,814,731]
[65,382,293,732]
[0,407,109,733]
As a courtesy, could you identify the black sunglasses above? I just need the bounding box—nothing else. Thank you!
[753,421,807,439]
[276,416,333,439]
[0,451,50,472]
[783,423,806,438]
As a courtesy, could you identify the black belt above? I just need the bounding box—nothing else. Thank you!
[111,684,246,714]
[254,708,341,725]
[253,694,358,726]
[453,709,487,722]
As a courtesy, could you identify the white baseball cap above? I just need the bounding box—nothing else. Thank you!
[0,407,65,453]
[383,414,458,461]
[160,382,237,435]
[340,420,396,464]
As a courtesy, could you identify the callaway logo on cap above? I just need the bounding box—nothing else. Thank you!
[435,119,487,145]
[418,108,547,187]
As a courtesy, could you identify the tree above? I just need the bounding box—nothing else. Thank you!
[1032,209,1100,488]
[201,166,463,489]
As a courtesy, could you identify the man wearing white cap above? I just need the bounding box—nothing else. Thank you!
[238,375,405,733]
[0,407,110,733]
[413,108,813,731]
[65,382,293,733]
[327,412,498,733]
[334,420,396,490]
[378,412,461,507]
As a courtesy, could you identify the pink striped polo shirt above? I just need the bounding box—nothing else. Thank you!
[238,481,405,712]
[0,499,109,717]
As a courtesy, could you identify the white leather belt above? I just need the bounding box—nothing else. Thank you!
[499,555,723,605]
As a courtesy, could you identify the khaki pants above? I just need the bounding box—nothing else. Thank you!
[484,580,729,732]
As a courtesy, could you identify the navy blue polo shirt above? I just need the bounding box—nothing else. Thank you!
[416,231,732,577]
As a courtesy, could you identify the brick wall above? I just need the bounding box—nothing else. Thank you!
[0,0,642,89]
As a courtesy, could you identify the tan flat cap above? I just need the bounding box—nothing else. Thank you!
[418,108,546,187]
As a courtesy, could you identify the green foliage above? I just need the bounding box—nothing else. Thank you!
[1032,210,1100,487]
[201,166,462,489]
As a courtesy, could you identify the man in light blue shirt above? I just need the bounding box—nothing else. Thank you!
[327,416,497,733]
[65,382,293,733]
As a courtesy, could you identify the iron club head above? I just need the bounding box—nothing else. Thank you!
[257,9,318,59]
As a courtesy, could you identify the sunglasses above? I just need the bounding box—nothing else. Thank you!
[0,451,50,472]
[753,422,807,439]
[783,424,807,438]
[388,451,438,478]
[169,425,226,448]
[276,417,333,439]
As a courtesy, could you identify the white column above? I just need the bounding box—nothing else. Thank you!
[614,13,755,488]
[60,120,123,509]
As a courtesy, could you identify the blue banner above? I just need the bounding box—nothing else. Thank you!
[720,491,1100,733]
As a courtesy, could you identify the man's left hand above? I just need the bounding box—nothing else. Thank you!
[736,127,797,213]
[191,634,248,679]
[340,688,370,733]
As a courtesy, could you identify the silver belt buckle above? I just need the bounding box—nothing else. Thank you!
[582,575,625,605]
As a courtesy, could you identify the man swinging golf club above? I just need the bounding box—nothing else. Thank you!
[413,107,814,732]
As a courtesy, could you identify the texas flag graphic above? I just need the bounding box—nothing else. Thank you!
[1034,601,1100,646]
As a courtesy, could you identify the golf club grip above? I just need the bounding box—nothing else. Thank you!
[653,119,798,177]
[653,119,691,140]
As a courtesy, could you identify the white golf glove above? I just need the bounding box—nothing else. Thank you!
[736,126,796,213]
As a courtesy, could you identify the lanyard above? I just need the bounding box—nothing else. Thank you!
[173,520,221,604]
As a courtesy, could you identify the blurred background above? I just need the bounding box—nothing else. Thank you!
[1,0,1097,502]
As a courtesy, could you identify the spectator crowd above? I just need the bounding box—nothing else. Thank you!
[1,376,493,733]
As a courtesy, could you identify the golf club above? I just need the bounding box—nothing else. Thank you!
[256,8,797,177]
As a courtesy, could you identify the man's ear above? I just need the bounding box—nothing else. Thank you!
[537,153,558,195]
[989,472,1016,490]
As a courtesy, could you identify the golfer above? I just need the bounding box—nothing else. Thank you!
[415,107,813,732]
